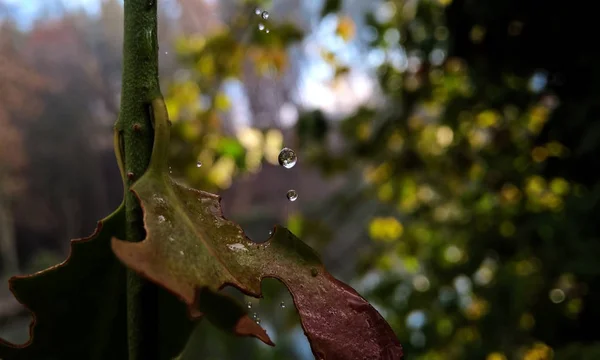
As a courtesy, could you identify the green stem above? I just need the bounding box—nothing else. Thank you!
[116,0,161,359]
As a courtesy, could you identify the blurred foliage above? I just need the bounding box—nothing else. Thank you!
[164,0,600,359]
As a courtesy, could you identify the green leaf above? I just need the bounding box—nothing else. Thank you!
[0,205,128,360]
[111,100,403,359]
[0,202,196,360]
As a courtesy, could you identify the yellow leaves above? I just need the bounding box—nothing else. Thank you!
[435,126,454,147]
[387,131,405,152]
[249,47,289,74]
[364,162,392,184]
[377,182,394,202]
[527,105,550,134]
[214,92,231,111]
[369,217,404,242]
[486,353,507,360]
[477,110,500,128]
[519,313,535,330]
[356,122,372,141]
[532,142,568,163]
[336,16,356,42]
[165,81,202,121]
[523,343,553,360]
[470,25,486,44]
[197,54,215,76]
[207,156,236,188]
[464,296,489,320]
[500,183,522,205]
[531,146,548,163]
[524,176,570,211]
[549,178,569,196]
[236,127,283,172]
[263,129,284,165]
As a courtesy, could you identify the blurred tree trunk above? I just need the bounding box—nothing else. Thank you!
[0,180,19,276]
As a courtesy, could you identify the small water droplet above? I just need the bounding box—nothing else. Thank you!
[196,161,202,168]
[255,317,261,324]
[286,189,298,202]
[258,23,265,31]
[158,215,166,223]
[247,302,252,309]
[265,29,270,34]
[169,166,172,174]
[254,8,261,15]
[269,229,273,236]
[165,51,168,54]
[252,312,258,319]
[168,236,175,242]
[179,250,184,256]
[280,301,286,309]
[278,147,297,168]
[261,11,269,20]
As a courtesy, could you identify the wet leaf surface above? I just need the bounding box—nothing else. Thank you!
[112,173,403,359]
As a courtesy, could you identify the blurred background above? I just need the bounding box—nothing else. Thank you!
[1,0,600,359]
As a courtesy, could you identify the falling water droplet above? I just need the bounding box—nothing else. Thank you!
[196,161,202,168]
[278,147,297,168]
[280,301,286,309]
[254,8,261,15]
[286,189,298,202]
[247,302,252,309]
[258,23,265,31]
[265,29,270,34]
[261,11,269,20]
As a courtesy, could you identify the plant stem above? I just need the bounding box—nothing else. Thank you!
[116,0,161,359]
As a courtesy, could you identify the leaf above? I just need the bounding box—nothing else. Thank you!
[0,205,128,360]
[110,99,403,360]
[0,203,196,360]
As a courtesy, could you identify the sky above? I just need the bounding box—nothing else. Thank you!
[2,0,102,28]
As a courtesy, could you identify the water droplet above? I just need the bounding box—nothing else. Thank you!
[278,147,297,168]
[169,166,172,174]
[286,189,298,202]
[255,317,261,324]
[258,23,265,31]
[280,301,286,309]
[196,161,202,168]
[165,51,168,55]
[265,29,270,34]
[168,236,175,242]
[179,250,184,256]
[269,229,273,236]
[158,215,166,223]
[261,11,269,20]
[254,8,261,15]
[252,312,258,319]
[247,302,252,309]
